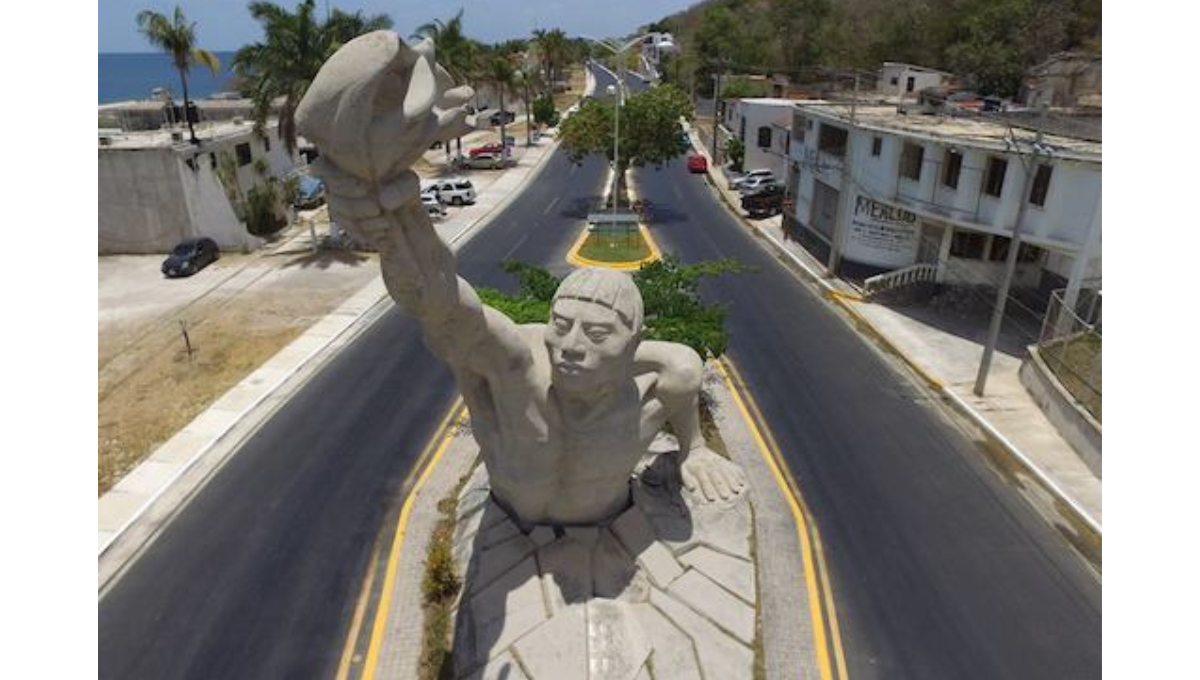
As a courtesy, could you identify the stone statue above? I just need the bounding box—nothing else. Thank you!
[298,33,759,679]
[296,32,745,528]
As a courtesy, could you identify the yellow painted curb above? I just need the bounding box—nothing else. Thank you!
[827,294,945,391]
[565,176,662,271]
[715,358,849,680]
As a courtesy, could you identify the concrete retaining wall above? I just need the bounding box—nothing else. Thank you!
[1019,346,1102,477]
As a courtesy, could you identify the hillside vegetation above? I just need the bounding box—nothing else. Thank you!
[647,0,1101,97]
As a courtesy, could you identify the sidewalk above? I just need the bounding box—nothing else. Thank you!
[682,120,1102,532]
[98,132,565,573]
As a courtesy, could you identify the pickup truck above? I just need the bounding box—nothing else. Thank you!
[740,183,785,217]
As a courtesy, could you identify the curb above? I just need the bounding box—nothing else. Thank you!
[679,119,1102,537]
[98,135,566,568]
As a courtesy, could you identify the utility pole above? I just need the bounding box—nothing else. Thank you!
[826,72,859,277]
[974,135,1043,396]
[711,58,723,164]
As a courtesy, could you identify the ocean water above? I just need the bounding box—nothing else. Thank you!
[99,52,239,104]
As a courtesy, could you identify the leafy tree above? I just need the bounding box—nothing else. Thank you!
[559,84,693,202]
[233,0,391,155]
[477,256,752,359]
[725,136,745,172]
[720,77,766,99]
[135,6,221,144]
[532,95,560,128]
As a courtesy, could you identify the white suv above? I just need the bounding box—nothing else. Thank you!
[425,178,477,206]
[422,191,446,217]
[730,169,775,191]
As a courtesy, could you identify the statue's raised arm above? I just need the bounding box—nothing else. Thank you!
[296,32,526,374]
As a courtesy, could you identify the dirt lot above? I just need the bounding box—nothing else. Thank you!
[98,213,380,495]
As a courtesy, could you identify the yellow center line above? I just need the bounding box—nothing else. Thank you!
[358,397,466,680]
[716,357,849,680]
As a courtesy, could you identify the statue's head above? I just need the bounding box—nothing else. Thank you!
[544,268,643,395]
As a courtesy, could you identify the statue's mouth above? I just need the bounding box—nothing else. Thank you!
[555,361,586,374]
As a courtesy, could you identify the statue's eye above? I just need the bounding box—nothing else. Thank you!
[553,317,571,334]
[587,330,609,343]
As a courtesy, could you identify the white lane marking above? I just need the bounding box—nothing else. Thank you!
[542,197,559,215]
[502,231,532,260]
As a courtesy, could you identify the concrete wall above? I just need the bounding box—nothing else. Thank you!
[1020,346,1102,476]
[99,124,302,254]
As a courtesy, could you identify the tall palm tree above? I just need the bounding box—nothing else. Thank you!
[136,6,221,144]
[534,28,569,94]
[233,0,390,156]
[483,54,517,157]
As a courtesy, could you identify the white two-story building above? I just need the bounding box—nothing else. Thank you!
[784,102,1101,295]
[720,98,795,180]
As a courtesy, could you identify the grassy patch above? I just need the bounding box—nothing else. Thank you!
[1042,334,1102,421]
[419,493,463,680]
[578,229,651,263]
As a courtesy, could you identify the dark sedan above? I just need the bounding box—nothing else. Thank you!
[162,237,220,278]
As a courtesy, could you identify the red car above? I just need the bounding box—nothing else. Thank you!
[469,142,505,157]
[687,153,708,173]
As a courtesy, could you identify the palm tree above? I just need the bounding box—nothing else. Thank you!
[534,28,569,95]
[414,11,479,158]
[136,6,221,144]
[483,54,517,158]
[514,63,542,146]
[233,0,391,156]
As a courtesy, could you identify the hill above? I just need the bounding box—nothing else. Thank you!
[641,0,1101,97]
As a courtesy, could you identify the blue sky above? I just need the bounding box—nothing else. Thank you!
[100,0,698,53]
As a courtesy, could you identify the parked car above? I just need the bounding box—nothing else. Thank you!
[294,175,325,209]
[422,192,447,217]
[162,237,219,278]
[737,174,779,194]
[457,152,506,170]
[469,141,505,156]
[729,169,776,191]
[687,153,708,174]
[489,110,516,126]
[426,177,477,205]
[740,183,786,217]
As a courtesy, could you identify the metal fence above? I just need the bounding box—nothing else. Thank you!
[1037,287,1102,420]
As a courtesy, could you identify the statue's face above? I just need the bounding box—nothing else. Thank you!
[544,298,637,395]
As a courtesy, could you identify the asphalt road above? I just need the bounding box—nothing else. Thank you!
[631,111,1101,676]
[98,70,618,679]
[100,65,1099,679]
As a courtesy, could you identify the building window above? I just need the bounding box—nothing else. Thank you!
[1029,164,1052,206]
[906,76,916,92]
[989,237,1044,262]
[890,76,899,86]
[983,156,1007,197]
[950,230,987,259]
[942,149,963,189]
[757,126,772,148]
[263,135,271,153]
[871,136,882,157]
[209,153,217,170]
[739,118,746,143]
[899,142,923,181]
[235,142,252,167]
[817,124,848,158]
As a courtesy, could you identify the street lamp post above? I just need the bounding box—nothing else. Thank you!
[606,83,622,221]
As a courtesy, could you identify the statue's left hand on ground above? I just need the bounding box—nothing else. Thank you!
[680,446,748,503]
